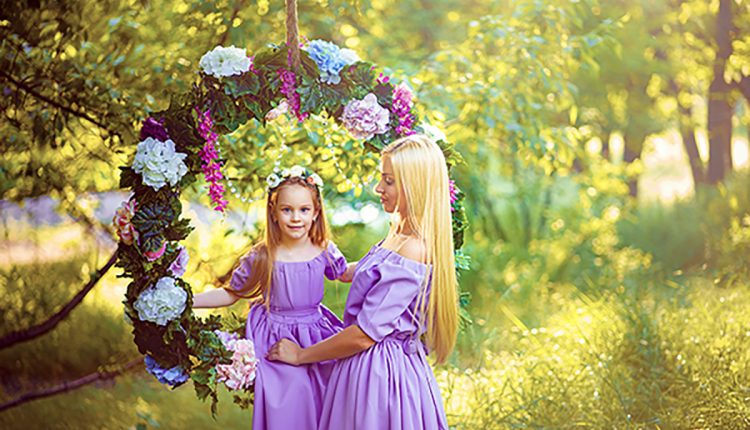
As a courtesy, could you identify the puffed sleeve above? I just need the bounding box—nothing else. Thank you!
[323,241,348,280]
[229,252,256,292]
[355,259,426,342]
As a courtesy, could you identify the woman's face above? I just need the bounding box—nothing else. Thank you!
[375,155,407,215]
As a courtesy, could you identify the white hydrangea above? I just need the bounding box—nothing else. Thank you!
[340,48,360,65]
[266,173,282,189]
[200,45,252,78]
[133,277,188,326]
[420,122,447,143]
[289,165,305,177]
[132,138,188,191]
[310,173,323,188]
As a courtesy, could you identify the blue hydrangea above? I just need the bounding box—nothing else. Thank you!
[144,355,190,387]
[303,40,360,85]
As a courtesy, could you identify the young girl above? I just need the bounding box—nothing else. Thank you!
[193,166,347,430]
[268,135,458,429]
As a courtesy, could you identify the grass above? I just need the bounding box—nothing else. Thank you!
[2,217,750,429]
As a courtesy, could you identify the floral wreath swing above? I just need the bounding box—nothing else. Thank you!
[112,9,469,413]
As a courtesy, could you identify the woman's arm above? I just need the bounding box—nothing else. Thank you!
[266,325,375,365]
[337,261,358,283]
[193,288,241,308]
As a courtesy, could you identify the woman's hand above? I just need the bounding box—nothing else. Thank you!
[266,338,303,365]
[338,261,358,283]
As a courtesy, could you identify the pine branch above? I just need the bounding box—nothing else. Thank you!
[0,357,143,412]
[0,250,119,350]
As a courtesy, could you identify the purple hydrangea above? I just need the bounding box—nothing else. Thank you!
[144,355,190,387]
[341,93,390,140]
[139,117,169,141]
[168,246,190,277]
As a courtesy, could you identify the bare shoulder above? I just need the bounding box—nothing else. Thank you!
[395,236,427,264]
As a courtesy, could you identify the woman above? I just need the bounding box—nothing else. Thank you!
[267,134,458,429]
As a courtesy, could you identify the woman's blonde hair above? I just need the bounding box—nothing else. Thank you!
[228,176,330,303]
[381,134,458,364]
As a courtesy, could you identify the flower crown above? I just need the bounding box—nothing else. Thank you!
[266,165,324,192]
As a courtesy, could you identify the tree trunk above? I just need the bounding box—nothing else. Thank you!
[707,0,733,184]
[601,132,611,161]
[623,145,641,198]
[681,123,704,188]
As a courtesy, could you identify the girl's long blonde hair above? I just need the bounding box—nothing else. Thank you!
[382,134,458,364]
[228,176,330,303]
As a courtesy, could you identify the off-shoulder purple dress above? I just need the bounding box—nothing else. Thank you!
[318,243,449,430]
[230,242,346,430]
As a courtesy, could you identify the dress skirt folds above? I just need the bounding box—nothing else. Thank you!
[318,244,449,430]
[229,242,347,430]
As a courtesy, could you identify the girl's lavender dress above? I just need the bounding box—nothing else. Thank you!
[230,242,346,430]
[318,244,449,430]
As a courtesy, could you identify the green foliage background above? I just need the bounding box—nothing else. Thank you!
[2,0,750,428]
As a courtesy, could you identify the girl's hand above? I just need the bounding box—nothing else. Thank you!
[266,338,303,365]
[338,261,358,283]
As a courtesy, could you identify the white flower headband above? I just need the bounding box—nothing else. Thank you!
[266,165,324,192]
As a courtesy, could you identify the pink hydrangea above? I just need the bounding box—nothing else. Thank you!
[341,93,390,140]
[216,338,258,391]
[113,199,138,245]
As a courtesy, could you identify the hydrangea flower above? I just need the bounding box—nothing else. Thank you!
[420,123,447,143]
[216,338,258,391]
[266,166,324,192]
[112,199,138,245]
[303,40,359,85]
[132,138,188,191]
[265,99,289,122]
[168,246,190,277]
[133,277,187,326]
[266,173,282,189]
[289,165,305,177]
[199,45,252,78]
[341,93,390,140]
[144,355,190,387]
[214,329,240,348]
[139,117,169,141]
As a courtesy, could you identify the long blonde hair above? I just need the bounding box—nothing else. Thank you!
[382,134,458,364]
[228,176,330,302]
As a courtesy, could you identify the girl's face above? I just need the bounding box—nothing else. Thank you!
[375,155,407,215]
[272,184,318,243]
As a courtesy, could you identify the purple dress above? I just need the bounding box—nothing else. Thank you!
[230,242,346,430]
[318,243,449,430]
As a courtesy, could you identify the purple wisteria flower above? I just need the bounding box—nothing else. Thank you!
[341,93,390,140]
[392,83,416,136]
[196,108,228,213]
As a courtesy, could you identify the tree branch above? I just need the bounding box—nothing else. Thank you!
[0,250,119,350]
[0,69,112,133]
[218,0,246,47]
[0,356,143,412]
